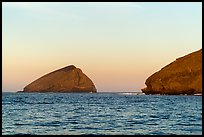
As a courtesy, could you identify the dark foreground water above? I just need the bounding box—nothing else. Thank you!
[2,92,202,135]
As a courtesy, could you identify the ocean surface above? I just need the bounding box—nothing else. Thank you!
[2,92,202,135]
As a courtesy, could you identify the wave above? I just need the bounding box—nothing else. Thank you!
[119,92,145,95]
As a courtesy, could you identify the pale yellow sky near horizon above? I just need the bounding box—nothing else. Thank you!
[2,2,202,92]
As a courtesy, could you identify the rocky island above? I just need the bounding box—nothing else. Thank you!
[142,49,202,95]
[21,65,97,93]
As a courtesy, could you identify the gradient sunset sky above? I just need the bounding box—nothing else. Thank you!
[2,2,202,92]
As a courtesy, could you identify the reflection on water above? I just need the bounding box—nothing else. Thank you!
[2,92,202,135]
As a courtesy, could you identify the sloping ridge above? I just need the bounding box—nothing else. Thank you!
[142,49,202,95]
[23,65,97,93]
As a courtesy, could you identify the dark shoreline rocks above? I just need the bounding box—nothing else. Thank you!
[22,65,97,93]
[142,49,202,95]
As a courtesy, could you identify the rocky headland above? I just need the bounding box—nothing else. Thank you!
[21,65,97,93]
[142,49,202,95]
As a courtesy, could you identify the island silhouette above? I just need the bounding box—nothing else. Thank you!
[19,49,202,95]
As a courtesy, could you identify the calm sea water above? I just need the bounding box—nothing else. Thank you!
[2,92,202,135]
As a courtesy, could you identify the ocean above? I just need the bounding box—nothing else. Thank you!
[2,92,202,135]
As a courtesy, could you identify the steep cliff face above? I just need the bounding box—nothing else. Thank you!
[23,65,97,93]
[142,49,202,95]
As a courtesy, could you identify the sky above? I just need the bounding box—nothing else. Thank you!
[2,2,202,92]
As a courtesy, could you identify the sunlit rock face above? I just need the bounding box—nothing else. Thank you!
[142,49,202,95]
[23,65,97,93]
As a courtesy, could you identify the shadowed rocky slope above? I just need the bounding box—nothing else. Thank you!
[142,49,202,95]
[23,65,97,93]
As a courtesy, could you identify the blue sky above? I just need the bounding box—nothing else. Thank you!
[2,2,202,92]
